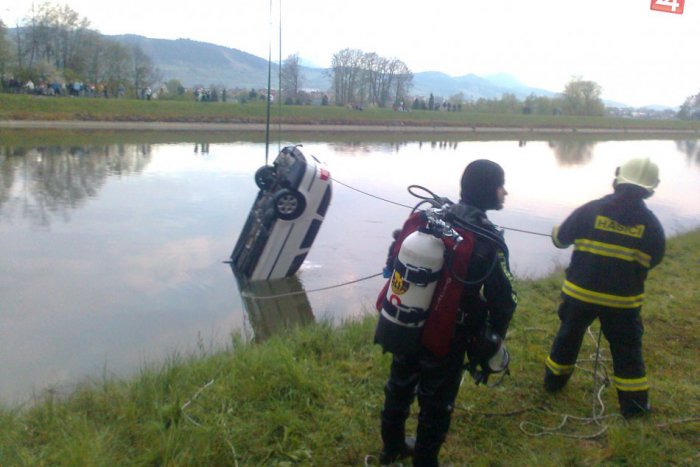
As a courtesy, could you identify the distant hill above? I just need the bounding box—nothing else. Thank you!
[109,35,560,101]
[110,35,329,91]
[410,71,557,101]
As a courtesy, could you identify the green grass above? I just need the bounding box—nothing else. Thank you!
[3,93,700,133]
[0,230,698,466]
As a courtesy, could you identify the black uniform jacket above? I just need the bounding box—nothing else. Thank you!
[446,203,518,338]
[552,192,665,309]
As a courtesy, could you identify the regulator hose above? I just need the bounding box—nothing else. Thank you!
[406,184,509,285]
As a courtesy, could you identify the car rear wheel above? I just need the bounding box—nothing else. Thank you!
[273,189,306,220]
[254,166,276,190]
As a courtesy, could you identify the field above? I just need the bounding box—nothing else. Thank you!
[3,93,700,134]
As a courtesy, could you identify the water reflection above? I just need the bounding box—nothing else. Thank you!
[675,140,700,163]
[232,267,315,343]
[0,144,151,227]
[548,139,596,165]
[325,138,606,167]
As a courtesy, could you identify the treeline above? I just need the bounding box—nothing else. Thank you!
[408,78,605,117]
[329,48,413,108]
[0,2,159,98]
[410,92,565,115]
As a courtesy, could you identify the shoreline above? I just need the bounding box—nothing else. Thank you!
[2,119,700,135]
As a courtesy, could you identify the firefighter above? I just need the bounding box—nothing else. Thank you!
[377,159,518,466]
[544,158,665,418]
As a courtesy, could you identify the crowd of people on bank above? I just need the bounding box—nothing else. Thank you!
[0,77,141,99]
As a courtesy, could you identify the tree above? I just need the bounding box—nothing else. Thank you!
[448,92,465,110]
[0,22,14,83]
[329,48,413,108]
[562,77,605,116]
[16,2,90,76]
[6,3,158,97]
[365,54,413,108]
[101,41,131,96]
[130,45,160,97]
[392,60,413,108]
[523,93,561,115]
[165,79,185,97]
[281,53,303,104]
[330,48,365,106]
[678,92,700,120]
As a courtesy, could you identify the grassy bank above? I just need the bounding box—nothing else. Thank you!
[2,93,700,133]
[1,230,698,466]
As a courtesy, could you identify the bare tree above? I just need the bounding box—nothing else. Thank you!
[281,53,303,104]
[101,41,131,96]
[131,45,160,97]
[0,20,13,77]
[330,48,365,106]
[390,59,413,108]
[17,2,90,74]
[330,49,412,108]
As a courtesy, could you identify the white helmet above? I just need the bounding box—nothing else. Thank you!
[615,158,660,194]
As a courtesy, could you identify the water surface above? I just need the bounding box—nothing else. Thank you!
[1,132,698,404]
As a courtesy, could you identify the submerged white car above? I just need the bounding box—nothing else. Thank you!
[231,145,332,281]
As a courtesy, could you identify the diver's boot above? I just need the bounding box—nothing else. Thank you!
[379,437,415,465]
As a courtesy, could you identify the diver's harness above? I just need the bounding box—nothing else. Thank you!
[375,185,511,385]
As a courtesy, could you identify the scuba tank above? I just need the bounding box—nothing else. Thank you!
[374,185,510,357]
[374,228,445,354]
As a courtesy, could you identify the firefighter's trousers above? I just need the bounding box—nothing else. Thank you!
[544,300,650,417]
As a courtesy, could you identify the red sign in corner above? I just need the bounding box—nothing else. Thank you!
[650,0,685,14]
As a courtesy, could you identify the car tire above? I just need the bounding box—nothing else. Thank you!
[273,189,306,221]
[254,166,276,190]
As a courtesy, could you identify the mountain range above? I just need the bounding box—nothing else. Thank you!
[113,35,625,105]
[112,35,558,101]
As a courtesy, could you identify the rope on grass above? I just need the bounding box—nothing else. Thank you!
[510,326,621,439]
[181,378,216,427]
[180,377,241,466]
[457,404,541,418]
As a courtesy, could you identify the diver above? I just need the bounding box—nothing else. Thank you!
[375,159,518,466]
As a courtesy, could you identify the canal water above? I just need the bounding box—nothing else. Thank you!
[1,132,698,404]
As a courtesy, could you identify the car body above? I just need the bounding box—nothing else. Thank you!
[230,145,332,281]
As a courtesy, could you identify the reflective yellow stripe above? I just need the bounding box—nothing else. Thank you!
[562,280,644,309]
[498,253,518,305]
[545,356,575,375]
[613,375,649,392]
[574,238,651,268]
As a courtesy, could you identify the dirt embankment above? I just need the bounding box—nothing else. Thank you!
[2,119,700,135]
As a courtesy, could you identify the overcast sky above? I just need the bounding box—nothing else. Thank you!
[3,1,698,108]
